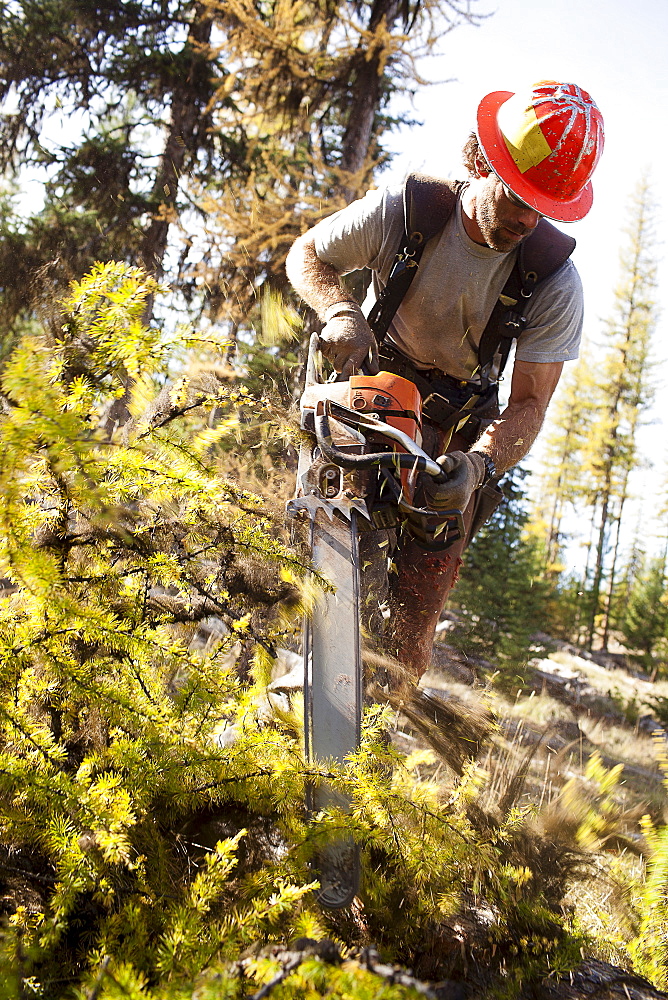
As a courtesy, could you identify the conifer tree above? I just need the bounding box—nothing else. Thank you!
[533,349,597,579]
[191,0,485,337]
[535,179,659,649]
[619,552,668,673]
[0,0,484,336]
[580,177,658,649]
[448,467,549,677]
[0,0,233,316]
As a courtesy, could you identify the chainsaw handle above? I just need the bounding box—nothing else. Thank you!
[305,329,377,386]
[316,424,433,475]
[434,453,458,477]
[315,403,448,482]
[304,332,323,389]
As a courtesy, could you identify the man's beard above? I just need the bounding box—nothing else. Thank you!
[477,193,532,253]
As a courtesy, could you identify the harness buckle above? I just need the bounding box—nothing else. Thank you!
[504,311,528,332]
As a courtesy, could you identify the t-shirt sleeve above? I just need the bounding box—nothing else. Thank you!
[312,185,404,278]
[515,259,583,364]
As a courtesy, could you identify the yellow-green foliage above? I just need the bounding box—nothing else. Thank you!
[557,752,626,852]
[0,263,316,997]
[628,740,668,989]
[0,263,596,999]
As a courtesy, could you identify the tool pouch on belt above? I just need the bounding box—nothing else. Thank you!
[468,479,504,545]
[426,379,500,448]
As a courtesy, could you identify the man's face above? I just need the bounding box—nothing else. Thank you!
[475,173,542,252]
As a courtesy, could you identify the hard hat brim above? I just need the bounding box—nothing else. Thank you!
[476,90,594,223]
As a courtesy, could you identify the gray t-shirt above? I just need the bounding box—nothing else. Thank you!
[312,183,583,383]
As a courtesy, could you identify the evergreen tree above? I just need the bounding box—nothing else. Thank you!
[581,176,658,649]
[189,0,485,341]
[532,349,597,580]
[447,467,549,679]
[534,179,659,650]
[0,0,231,310]
[619,553,668,673]
[0,0,484,335]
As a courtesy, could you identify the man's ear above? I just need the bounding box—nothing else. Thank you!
[474,156,491,179]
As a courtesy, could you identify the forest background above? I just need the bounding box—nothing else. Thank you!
[1,0,668,998]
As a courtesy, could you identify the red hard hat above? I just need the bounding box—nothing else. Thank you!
[476,81,604,222]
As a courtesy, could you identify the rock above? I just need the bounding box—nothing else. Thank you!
[521,958,668,999]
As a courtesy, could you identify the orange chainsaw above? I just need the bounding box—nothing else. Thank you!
[287,334,464,909]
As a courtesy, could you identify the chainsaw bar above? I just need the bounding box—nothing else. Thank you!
[302,502,362,909]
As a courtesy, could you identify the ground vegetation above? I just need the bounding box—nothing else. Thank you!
[1,6,668,997]
[0,263,656,1000]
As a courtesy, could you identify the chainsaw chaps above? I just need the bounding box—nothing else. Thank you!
[303,503,362,909]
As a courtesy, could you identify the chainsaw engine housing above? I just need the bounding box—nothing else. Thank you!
[299,370,423,505]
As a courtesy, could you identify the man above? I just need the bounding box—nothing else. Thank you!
[286,81,604,679]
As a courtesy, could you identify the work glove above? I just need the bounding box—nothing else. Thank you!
[422,451,490,513]
[319,301,380,378]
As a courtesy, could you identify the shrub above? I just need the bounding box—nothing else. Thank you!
[0,264,605,998]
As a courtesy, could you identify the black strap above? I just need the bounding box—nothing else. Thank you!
[477,220,576,385]
[476,262,529,384]
[367,173,577,386]
[366,176,462,341]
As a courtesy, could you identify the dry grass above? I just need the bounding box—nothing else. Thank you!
[508,690,579,726]
[395,647,666,963]
[417,641,668,833]
[546,649,668,712]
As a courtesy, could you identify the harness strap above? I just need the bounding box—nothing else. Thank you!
[477,220,576,387]
[476,264,531,388]
[366,177,462,339]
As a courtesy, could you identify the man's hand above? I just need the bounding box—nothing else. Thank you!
[423,451,488,512]
[319,301,379,378]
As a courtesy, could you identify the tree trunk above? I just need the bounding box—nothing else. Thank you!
[574,518,595,646]
[338,0,404,203]
[586,491,610,648]
[601,497,626,650]
[140,2,213,281]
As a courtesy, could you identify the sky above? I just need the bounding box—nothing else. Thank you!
[383,0,668,556]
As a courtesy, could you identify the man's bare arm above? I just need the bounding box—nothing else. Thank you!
[286,233,379,375]
[285,233,356,318]
[472,359,564,474]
